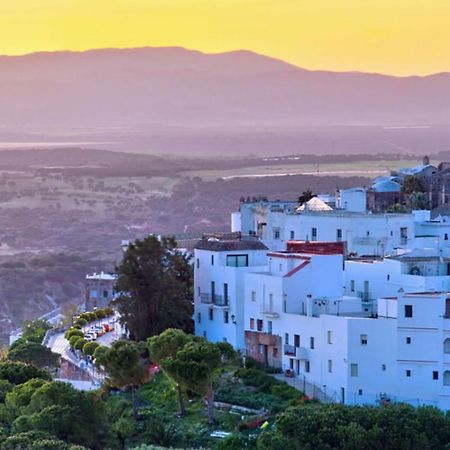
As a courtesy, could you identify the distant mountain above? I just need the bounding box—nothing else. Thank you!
[1,46,450,129]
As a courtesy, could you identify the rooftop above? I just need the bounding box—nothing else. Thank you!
[86,271,117,281]
[194,238,268,252]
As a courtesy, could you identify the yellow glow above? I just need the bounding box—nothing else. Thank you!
[1,0,449,75]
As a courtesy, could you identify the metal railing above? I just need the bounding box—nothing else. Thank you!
[199,293,229,307]
[284,344,297,356]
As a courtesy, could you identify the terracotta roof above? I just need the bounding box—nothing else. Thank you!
[194,239,268,252]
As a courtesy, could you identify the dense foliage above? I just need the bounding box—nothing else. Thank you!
[7,342,60,370]
[257,403,450,450]
[114,236,193,340]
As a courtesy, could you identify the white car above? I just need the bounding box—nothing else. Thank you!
[84,332,97,341]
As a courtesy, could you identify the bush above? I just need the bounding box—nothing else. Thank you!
[74,318,87,328]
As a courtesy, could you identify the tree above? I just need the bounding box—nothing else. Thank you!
[94,340,150,421]
[22,319,51,343]
[82,341,99,357]
[298,189,315,206]
[401,175,426,194]
[114,235,193,341]
[8,381,106,449]
[69,336,84,351]
[64,328,84,341]
[74,318,88,328]
[0,361,51,385]
[147,329,190,417]
[74,339,87,352]
[8,342,60,370]
[162,337,221,424]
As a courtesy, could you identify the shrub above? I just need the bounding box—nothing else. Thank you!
[74,339,87,351]
[74,318,87,328]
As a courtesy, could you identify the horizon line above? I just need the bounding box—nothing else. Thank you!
[0,45,448,79]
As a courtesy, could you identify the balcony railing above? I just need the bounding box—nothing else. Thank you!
[284,344,297,356]
[262,309,280,318]
[199,293,229,307]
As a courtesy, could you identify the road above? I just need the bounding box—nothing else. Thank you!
[47,314,124,387]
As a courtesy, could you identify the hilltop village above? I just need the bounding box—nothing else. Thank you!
[194,157,450,409]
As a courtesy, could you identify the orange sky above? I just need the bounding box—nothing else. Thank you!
[1,0,449,76]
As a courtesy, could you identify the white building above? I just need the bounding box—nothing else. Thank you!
[193,238,268,350]
[193,234,450,410]
[238,197,415,256]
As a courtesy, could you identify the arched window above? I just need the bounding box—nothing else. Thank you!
[443,371,450,386]
[444,338,450,354]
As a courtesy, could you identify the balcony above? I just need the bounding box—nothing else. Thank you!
[284,344,296,356]
[357,291,371,302]
[283,345,309,359]
[199,293,229,308]
[262,309,280,318]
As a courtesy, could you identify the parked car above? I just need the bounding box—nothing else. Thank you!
[102,324,111,332]
[92,326,104,336]
[84,332,97,341]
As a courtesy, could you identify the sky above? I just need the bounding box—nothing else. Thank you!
[1,0,449,76]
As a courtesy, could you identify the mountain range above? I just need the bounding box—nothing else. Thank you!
[1,47,450,155]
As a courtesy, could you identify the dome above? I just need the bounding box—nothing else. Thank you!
[297,197,333,212]
[371,180,401,193]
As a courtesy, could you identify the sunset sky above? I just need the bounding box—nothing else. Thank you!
[1,0,449,76]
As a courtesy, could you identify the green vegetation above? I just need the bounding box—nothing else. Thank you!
[7,342,59,370]
[257,403,450,450]
[95,341,151,422]
[114,236,193,341]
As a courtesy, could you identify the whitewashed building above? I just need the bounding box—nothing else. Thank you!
[193,238,268,350]
[238,197,415,256]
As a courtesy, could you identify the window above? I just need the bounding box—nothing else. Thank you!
[360,334,368,345]
[350,280,355,292]
[103,290,108,298]
[433,371,439,380]
[406,369,411,377]
[445,233,449,241]
[273,347,278,358]
[224,311,229,324]
[197,312,201,324]
[358,389,363,396]
[310,337,315,349]
[90,289,98,298]
[257,319,263,332]
[406,337,411,344]
[404,305,413,318]
[279,264,283,272]
[223,283,229,304]
[208,308,213,321]
[250,318,255,330]
[327,330,333,344]
[328,359,333,373]
[223,337,227,342]
[258,344,264,354]
[337,229,342,241]
[290,230,295,240]
[197,286,200,297]
[351,363,358,377]
[211,255,214,265]
[203,331,207,338]
[381,364,386,371]
[226,254,249,267]
[268,320,273,335]
[366,231,370,237]
[273,227,281,239]
[196,258,199,269]
[387,274,390,281]
[444,338,450,354]
[305,360,310,373]
[294,334,300,347]
[285,333,289,344]
[251,290,256,302]
[444,371,450,386]
[283,294,287,313]
[311,227,317,241]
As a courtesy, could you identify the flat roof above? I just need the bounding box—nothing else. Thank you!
[194,239,268,252]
